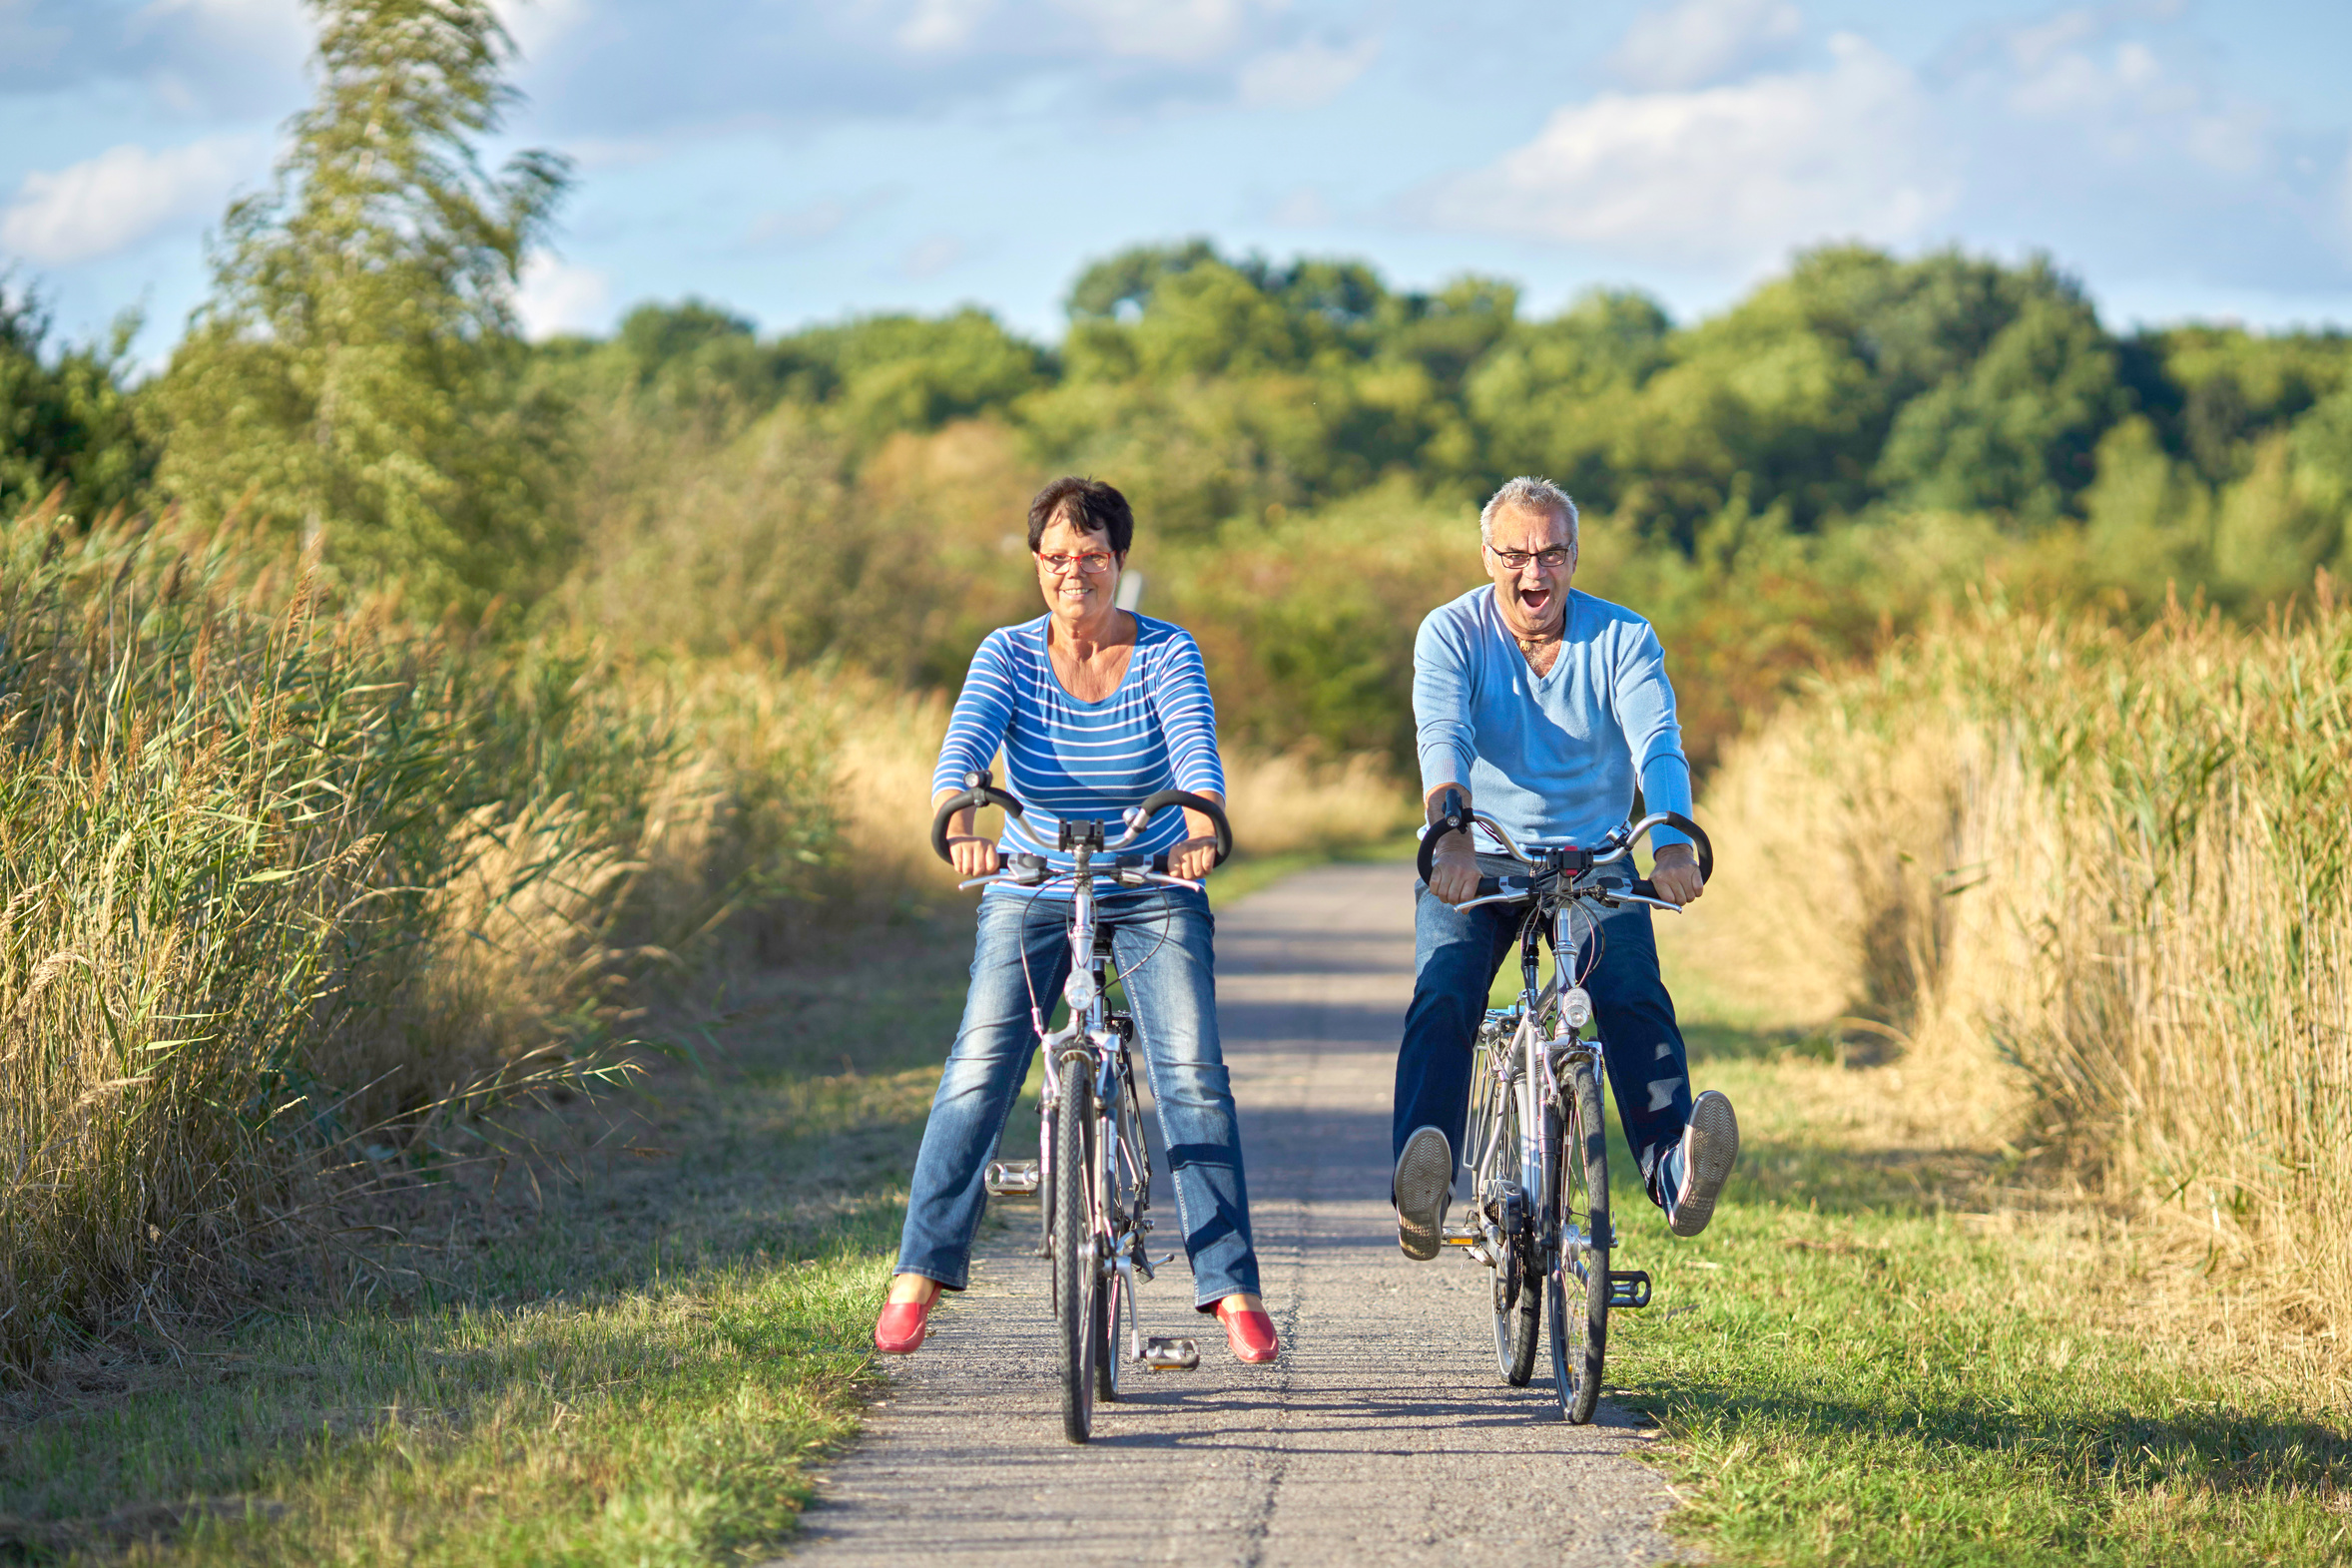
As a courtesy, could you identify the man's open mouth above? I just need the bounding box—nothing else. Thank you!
[1519,587,1552,613]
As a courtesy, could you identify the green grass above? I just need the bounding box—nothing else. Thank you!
[14,858,2350,1565]
[1611,1027,2352,1566]
[0,911,975,1566]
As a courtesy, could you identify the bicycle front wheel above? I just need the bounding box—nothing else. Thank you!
[1548,1055,1609,1423]
[1052,1065,1098,1443]
[1093,1102,1125,1401]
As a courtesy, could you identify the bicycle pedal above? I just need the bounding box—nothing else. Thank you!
[1440,1225,1480,1246]
[1607,1270,1653,1308]
[983,1160,1039,1197]
[1141,1336,1200,1370]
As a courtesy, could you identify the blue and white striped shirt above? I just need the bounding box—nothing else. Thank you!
[932,614,1226,871]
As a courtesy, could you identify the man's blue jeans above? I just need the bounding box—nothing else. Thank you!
[895,883,1261,1309]
[1394,875,1694,1209]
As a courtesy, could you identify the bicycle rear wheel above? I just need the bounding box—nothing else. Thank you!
[1052,1064,1098,1443]
[1548,1054,1609,1423]
[1490,1084,1541,1386]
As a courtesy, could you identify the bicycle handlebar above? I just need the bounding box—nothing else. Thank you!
[930,772,1028,862]
[929,773,1234,869]
[1134,788,1233,866]
[1416,790,1715,892]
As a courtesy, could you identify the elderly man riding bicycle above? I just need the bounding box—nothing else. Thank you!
[1393,476,1740,1261]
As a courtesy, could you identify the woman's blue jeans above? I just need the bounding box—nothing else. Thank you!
[894,883,1261,1310]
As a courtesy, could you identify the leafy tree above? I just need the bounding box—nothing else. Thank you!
[154,0,571,617]
[1876,280,2125,525]
[0,282,154,521]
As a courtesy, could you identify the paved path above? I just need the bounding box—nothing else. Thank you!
[790,862,1688,1566]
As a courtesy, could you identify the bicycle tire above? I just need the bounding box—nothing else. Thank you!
[1549,1055,1609,1423]
[1093,1100,1124,1401]
[1491,1083,1541,1386]
[1053,1065,1097,1443]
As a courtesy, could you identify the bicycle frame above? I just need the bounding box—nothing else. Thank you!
[1463,898,1603,1274]
[935,773,1229,1390]
[1031,841,1160,1366]
[1432,804,1707,1412]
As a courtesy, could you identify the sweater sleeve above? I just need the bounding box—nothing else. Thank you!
[931,631,1019,797]
[1613,620,1694,851]
[1413,605,1477,801]
[1147,629,1226,797]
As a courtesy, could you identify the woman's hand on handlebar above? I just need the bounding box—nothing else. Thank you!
[1650,842,1704,906]
[1168,802,1222,880]
[931,786,1000,878]
[946,835,1000,878]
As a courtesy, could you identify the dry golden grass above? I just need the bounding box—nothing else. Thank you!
[1670,581,2352,1354]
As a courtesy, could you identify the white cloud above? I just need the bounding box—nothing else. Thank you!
[1236,32,1379,109]
[493,0,594,59]
[1058,0,1255,66]
[1,136,253,264]
[900,233,965,279]
[1266,184,1334,227]
[1606,0,1801,91]
[896,0,995,52]
[128,0,308,115]
[1422,34,1952,269]
[742,189,897,249]
[514,254,609,338]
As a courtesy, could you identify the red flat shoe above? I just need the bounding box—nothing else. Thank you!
[1216,1299,1279,1363]
[874,1299,930,1354]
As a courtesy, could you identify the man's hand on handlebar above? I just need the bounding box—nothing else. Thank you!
[1428,829,1482,906]
[1650,842,1704,906]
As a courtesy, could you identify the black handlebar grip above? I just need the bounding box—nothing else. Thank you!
[1652,812,1715,883]
[1475,875,1501,898]
[1135,788,1233,865]
[1415,787,1471,885]
[929,784,1028,863]
[1631,878,1658,900]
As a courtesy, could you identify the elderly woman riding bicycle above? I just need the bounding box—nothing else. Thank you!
[872,476,1278,1366]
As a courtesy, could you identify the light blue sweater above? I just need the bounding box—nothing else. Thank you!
[1413,585,1693,854]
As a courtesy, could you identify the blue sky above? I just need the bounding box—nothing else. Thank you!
[4,0,2350,362]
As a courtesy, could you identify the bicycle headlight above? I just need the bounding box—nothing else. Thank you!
[1064,969,1099,1010]
[1561,986,1593,1031]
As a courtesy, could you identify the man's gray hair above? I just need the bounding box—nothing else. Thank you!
[1478,476,1579,552]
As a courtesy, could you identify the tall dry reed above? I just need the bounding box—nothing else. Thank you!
[0,506,850,1368]
[1679,582,2352,1337]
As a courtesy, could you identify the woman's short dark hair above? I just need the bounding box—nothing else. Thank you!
[1027,476,1134,555]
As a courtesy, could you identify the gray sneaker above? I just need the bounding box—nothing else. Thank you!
[1394,1126,1454,1261]
[1666,1090,1740,1238]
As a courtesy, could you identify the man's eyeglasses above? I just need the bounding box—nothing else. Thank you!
[1487,544,1572,571]
[1038,551,1117,576]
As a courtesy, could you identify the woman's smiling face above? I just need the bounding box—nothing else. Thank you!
[1034,511,1123,625]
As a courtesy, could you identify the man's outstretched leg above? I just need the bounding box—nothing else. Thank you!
[1576,899,1739,1236]
[1392,883,1517,1259]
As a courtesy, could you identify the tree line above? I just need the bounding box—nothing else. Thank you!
[5,0,2348,771]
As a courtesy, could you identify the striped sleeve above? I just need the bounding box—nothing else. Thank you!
[931,630,1018,796]
[1146,628,1226,797]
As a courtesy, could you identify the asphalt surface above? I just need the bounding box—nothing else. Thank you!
[789,862,1690,1566]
